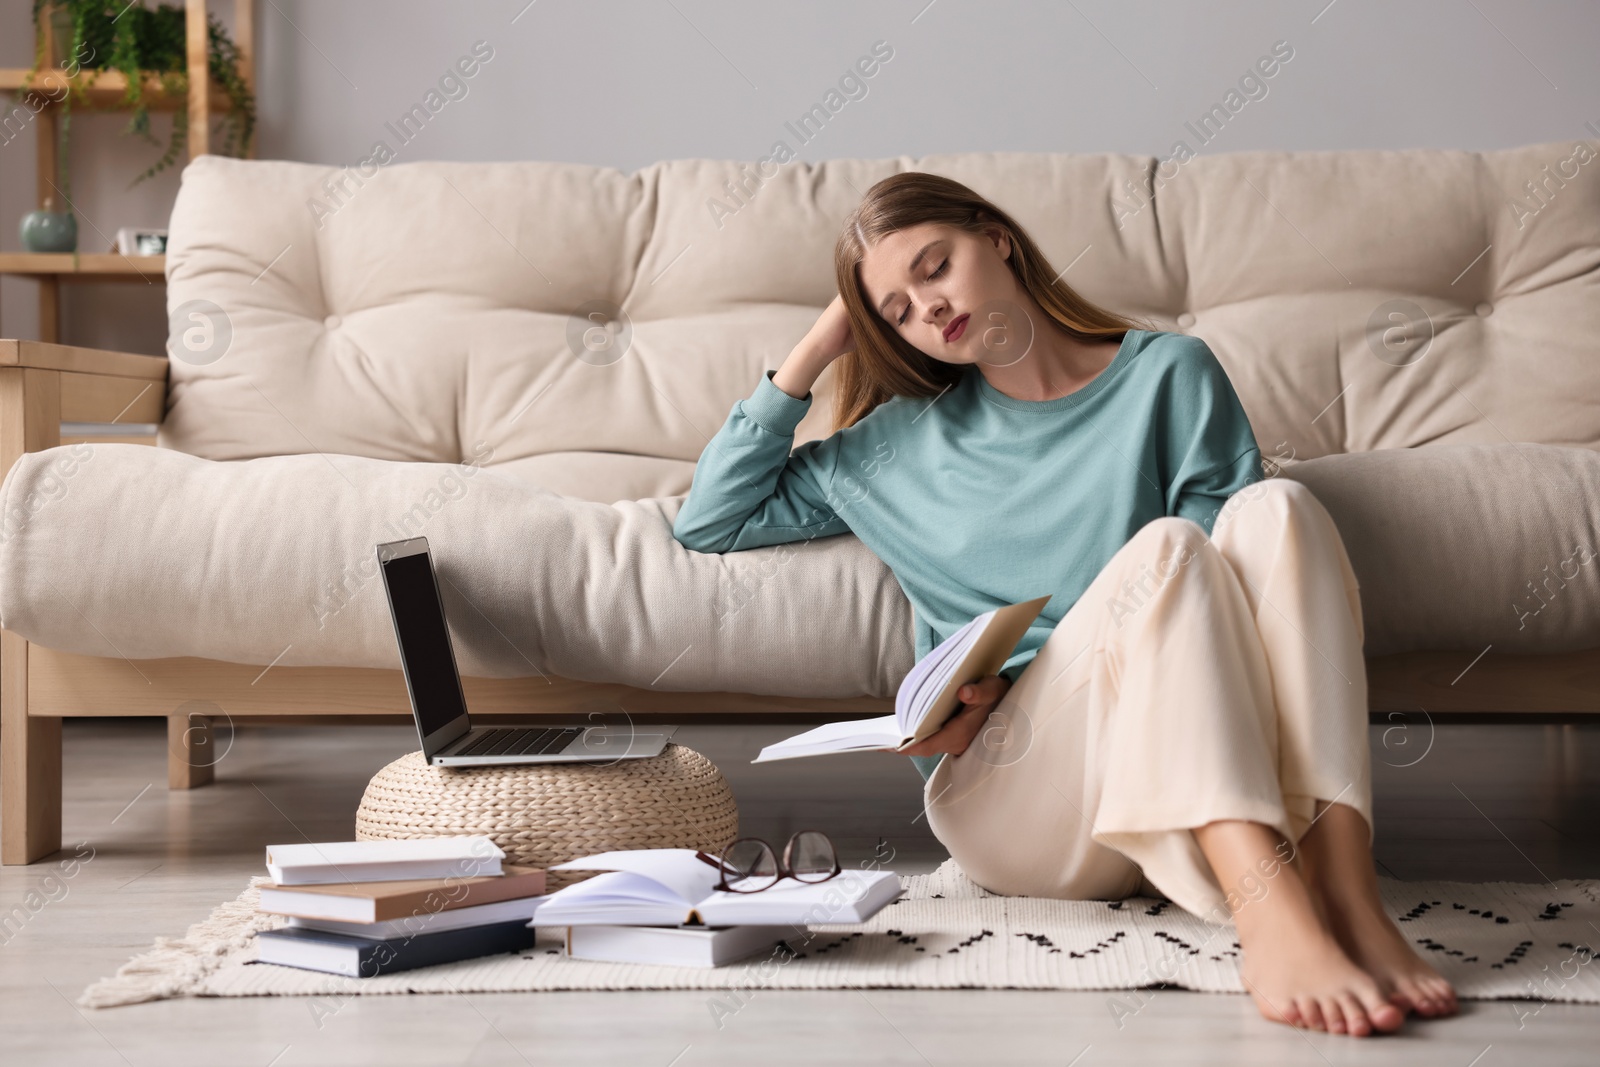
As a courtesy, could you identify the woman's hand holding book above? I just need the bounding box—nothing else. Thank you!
[899,674,1013,757]
[751,598,1046,763]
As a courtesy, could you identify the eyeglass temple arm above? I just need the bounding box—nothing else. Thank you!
[693,849,735,874]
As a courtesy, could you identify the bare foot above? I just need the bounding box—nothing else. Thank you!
[1236,890,1407,1036]
[1293,802,1460,1019]
[1193,819,1405,1036]
[1319,891,1460,1018]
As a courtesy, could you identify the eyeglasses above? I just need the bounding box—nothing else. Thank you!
[695,830,842,893]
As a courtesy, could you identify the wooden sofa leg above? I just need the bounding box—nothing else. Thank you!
[167,713,215,789]
[2,632,62,864]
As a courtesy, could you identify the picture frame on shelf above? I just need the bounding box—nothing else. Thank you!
[114,227,169,256]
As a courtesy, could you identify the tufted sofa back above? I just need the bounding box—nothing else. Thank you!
[161,143,1600,502]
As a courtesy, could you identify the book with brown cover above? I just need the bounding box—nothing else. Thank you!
[257,864,546,923]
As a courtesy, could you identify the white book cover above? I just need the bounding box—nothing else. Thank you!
[287,895,548,940]
[264,837,504,886]
[531,849,903,927]
[564,924,793,968]
[752,595,1050,763]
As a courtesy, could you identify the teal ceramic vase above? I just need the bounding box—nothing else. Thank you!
[20,197,77,253]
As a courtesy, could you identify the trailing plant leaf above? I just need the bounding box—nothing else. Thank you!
[21,1,257,196]
[208,18,254,159]
[129,88,188,188]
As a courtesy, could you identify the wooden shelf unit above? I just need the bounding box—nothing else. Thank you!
[0,254,165,280]
[0,67,235,113]
[0,0,254,343]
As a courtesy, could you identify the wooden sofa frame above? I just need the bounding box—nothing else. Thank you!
[4,338,1599,864]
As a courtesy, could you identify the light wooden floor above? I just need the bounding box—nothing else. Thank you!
[1,717,1596,1066]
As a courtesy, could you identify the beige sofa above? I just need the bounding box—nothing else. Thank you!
[3,142,1599,864]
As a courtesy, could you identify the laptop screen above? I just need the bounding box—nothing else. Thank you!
[378,545,469,744]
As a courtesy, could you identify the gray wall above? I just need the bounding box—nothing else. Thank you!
[2,0,1597,356]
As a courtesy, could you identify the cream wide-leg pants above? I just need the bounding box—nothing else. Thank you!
[923,477,1372,925]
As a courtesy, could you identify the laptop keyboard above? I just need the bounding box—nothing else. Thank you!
[454,727,585,758]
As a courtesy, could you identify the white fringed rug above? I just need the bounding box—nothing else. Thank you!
[80,862,1600,1008]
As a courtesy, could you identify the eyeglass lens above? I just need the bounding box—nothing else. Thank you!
[721,838,779,891]
[786,830,838,882]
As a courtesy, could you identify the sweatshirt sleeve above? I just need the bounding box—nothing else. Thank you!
[909,752,944,781]
[1161,338,1263,536]
[672,370,852,553]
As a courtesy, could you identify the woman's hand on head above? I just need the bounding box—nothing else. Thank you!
[899,674,1013,758]
[775,294,856,400]
[798,294,856,367]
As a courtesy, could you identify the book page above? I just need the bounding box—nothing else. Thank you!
[545,871,684,906]
[898,595,1051,747]
[549,849,723,904]
[892,616,980,733]
[752,715,903,762]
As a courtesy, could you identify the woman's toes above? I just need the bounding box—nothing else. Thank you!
[1361,991,1406,1033]
[1298,996,1327,1032]
[1253,990,1298,1028]
[1397,977,1451,1017]
[1424,980,1459,1017]
[1337,993,1372,1037]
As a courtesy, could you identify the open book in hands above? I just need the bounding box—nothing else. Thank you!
[753,594,1051,763]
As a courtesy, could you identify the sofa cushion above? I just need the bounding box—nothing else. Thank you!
[1281,443,1600,656]
[161,143,1600,509]
[2,439,1593,689]
[0,444,912,697]
[489,452,694,503]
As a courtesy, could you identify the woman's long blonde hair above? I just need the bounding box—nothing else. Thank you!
[831,171,1158,431]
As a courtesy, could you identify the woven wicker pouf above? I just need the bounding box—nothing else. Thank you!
[355,743,738,889]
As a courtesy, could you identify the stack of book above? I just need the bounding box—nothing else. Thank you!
[532,849,903,968]
[253,837,547,977]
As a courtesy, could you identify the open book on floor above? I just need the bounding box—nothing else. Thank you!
[753,594,1050,762]
[530,849,902,927]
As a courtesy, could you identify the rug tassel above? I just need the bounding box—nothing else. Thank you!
[78,879,276,1009]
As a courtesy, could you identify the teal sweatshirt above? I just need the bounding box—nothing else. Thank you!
[671,329,1263,781]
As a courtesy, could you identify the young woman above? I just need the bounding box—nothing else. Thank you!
[672,172,1458,1036]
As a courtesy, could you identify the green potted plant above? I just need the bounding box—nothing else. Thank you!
[21,1,256,215]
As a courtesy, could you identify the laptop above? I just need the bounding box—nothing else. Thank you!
[376,536,671,766]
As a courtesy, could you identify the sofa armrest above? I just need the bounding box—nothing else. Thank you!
[0,339,169,476]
